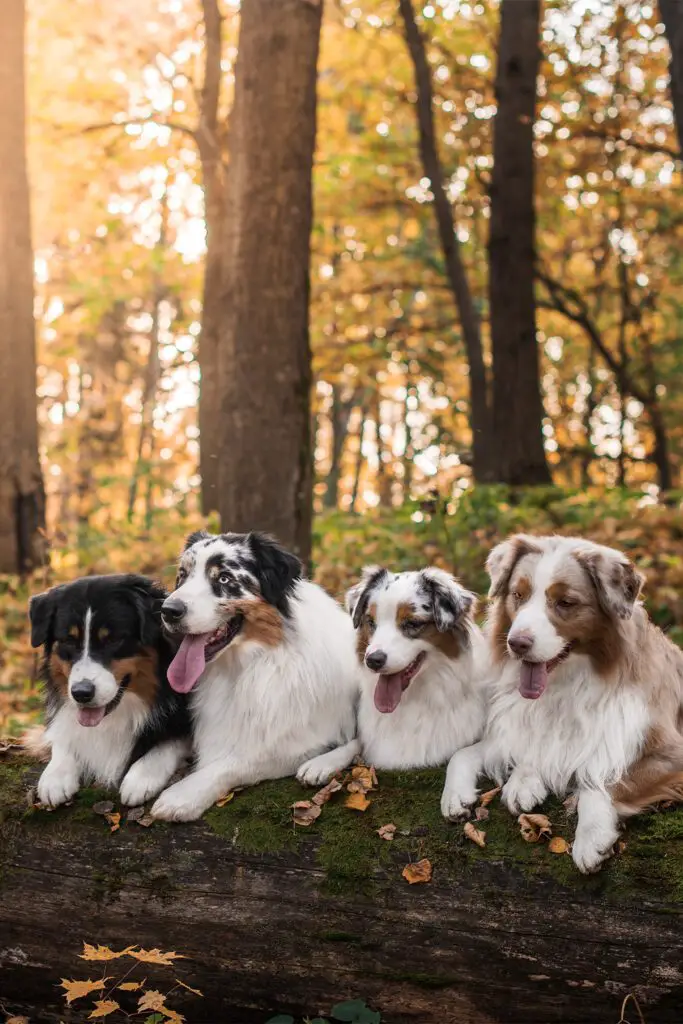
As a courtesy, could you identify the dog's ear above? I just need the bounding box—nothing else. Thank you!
[184,530,210,551]
[247,533,302,610]
[575,546,644,621]
[124,575,167,645]
[29,587,60,648]
[346,566,387,629]
[419,567,476,633]
[486,535,540,599]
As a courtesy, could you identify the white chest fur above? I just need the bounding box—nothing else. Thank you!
[484,655,650,792]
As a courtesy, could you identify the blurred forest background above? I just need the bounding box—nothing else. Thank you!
[1,0,683,729]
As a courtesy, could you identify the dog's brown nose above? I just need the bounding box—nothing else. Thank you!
[508,632,533,657]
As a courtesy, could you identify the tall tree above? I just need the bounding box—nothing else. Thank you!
[489,0,551,485]
[659,0,683,151]
[398,0,495,483]
[216,0,322,563]
[0,0,46,572]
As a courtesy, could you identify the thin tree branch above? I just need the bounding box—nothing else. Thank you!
[78,118,197,143]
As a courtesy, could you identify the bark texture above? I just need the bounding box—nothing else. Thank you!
[489,0,551,486]
[216,0,321,564]
[660,0,683,152]
[398,0,495,484]
[0,0,46,572]
[2,758,683,1023]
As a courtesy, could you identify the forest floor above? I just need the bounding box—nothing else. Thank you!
[2,485,683,734]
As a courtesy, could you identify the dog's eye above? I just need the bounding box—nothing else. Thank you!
[219,573,232,586]
[365,615,376,630]
[556,598,577,610]
[403,619,426,634]
[97,627,110,642]
[511,591,524,603]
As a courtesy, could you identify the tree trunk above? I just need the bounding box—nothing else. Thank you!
[398,0,495,484]
[196,0,225,516]
[489,0,551,486]
[660,0,683,151]
[3,756,683,1024]
[350,403,367,513]
[217,0,320,565]
[324,384,354,511]
[0,0,46,573]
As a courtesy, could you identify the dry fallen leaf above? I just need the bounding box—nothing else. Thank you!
[215,792,235,807]
[311,777,343,806]
[92,801,114,816]
[138,990,166,1012]
[344,791,370,812]
[118,980,144,991]
[175,978,204,997]
[128,947,185,966]
[475,806,489,821]
[349,764,377,792]
[81,943,135,962]
[464,822,486,848]
[89,999,120,1019]
[377,823,397,841]
[292,800,322,826]
[60,978,108,1004]
[104,811,121,833]
[402,858,432,884]
[563,794,578,816]
[6,1016,29,1023]
[548,837,569,855]
[518,813,552,843]
[479,787,501,808]
[136,813,155,828]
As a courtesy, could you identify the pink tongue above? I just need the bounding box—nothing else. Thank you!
[519,661,549,700]
[77,706,106,727]
[168,633,212,693]
[374,672,406,714]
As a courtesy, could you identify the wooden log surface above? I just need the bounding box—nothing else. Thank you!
[1,754,683,1024]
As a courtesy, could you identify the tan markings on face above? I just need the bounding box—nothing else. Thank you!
[217,597,283,647]
[492,573,533,663]
[48,652,70,696]
[511,576,531,605]
[355,601,377,664]
[98,627,110,642]
[548,559,623,677]
[112,649,159,708]
[68,625,80,640]
[421,622,461,659]
[396,602,417,625]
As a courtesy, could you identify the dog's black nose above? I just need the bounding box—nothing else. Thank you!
[365,650,387,672]
[508,632,533,657]
[162,598,187,623]
[71,679,96,704]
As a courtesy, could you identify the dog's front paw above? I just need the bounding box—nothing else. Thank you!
[120,761,164,808]
[296,753,342,788]
[572,823,619,874]
[151,781,207,822]
[37,764,80,808]
[441,783,477,821]
[501,770,547,815]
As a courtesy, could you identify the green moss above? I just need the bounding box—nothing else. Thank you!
[204,776,307,854]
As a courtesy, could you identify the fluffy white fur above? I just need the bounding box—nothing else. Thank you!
[441,534,668,874]
[152,554,358,821]
[39,694,187,807]
[298,567,489,785]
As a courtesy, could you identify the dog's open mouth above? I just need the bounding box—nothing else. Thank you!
[517,644,574,700]
[167,615,244,693]
[75,673,133,728]
[373,651,427,714]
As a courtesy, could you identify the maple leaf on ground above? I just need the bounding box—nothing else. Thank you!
[311,777,343,806]
[344,791,370,812]
[349,765,377,792]
[119,980,144,990]
[60,978,108,1004]
[479,787,501,808]
[81,943,135,961]
[89,999,120,1018]
[6,1016,29,1023]
[475,806,489,821]
[292,799,322,826]
[105,811,121,832]
[402,858,432,884]
[128,948,185,966]
[377,823,396,841]
[518,813,552,843]
[548,837,569,854]
[464,822,486,848]
[138,990,166,1013]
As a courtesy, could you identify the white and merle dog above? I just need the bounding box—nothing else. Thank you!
[297,566,488,785]
[30,574,191,808]
[441,534,683,873]
[151,530,358,821]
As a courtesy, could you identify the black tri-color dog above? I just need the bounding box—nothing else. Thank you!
[29,574,190,807]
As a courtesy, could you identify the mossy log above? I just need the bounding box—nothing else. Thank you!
[2,755,683,1024]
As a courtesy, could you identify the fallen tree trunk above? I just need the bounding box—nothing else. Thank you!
[1,755,683,1023]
